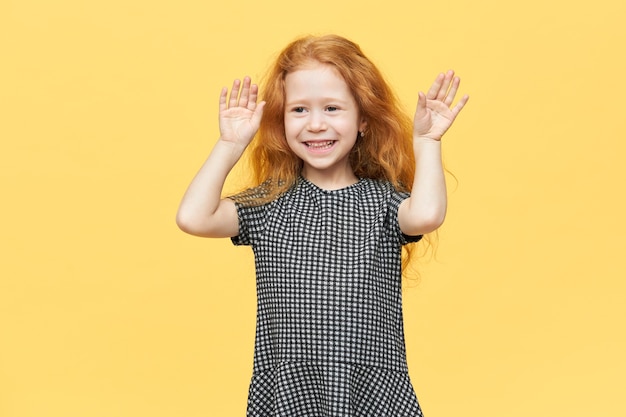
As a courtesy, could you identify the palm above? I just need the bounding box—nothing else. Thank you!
[413,70,469,141]
[218,77,265,147]
[220,106,258,144]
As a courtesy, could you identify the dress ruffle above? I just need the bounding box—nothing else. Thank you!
[247,361,423,417]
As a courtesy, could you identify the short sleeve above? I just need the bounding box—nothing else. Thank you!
[230,202,272,247]
[388,190,423,245]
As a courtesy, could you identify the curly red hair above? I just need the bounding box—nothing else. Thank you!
[246,34,415,197]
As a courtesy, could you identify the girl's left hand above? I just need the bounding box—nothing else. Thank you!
[413,70,469,141]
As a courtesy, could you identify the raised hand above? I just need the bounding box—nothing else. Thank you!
[218,76,265,148]
[413,70,469,141]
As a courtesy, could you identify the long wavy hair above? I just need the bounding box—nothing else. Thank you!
[238,34,430,275]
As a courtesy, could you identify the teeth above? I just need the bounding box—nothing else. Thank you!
[306,141,334,149]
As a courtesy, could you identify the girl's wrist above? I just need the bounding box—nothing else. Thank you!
[217,136,248,152]
[213,137,248,165]
[413,137,443,159]
[413,136,442,146]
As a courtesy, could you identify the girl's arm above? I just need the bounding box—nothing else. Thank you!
[398,70,468,236]
[176,77,265,238]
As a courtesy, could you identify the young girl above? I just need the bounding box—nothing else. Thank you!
[177,34,468,416]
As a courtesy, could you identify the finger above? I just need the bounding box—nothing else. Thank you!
[219,86,228,112]
[414,91,428,120]
[229,79,241,108]
[451,94,470,116]
[444,76,461,107]
[414,91,427,116]
[239,76,252,108]
[436,70,454,101]
[248,83,259,111]
[426,73,444,100]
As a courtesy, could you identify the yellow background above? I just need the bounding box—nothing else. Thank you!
[2,0,625,416]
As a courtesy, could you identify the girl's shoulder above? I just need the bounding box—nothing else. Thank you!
[360,178,407,196]
[229,178,292,208]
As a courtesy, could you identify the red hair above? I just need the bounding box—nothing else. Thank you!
[246,34,415,198]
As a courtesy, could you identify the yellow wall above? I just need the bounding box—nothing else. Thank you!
[2,0,625,416]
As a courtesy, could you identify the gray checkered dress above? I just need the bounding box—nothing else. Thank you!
[232,177,424,416]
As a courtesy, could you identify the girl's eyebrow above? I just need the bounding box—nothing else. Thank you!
[285,96,350,105]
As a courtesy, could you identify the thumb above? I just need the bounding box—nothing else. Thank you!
[415,92,433,121]
[251,100,266,127]
[414,92,427,117]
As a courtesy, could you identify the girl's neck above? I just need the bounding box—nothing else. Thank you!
[300,166,359,191]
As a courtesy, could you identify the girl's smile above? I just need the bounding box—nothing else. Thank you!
[283,61,366,187]
[303,139,337,152]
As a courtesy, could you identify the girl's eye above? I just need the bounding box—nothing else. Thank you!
[293,107,305,113]
[326,106,338,112]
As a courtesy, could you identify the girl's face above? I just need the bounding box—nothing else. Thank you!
[283,62,366,186]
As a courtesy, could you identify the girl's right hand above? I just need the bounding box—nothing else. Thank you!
[218,77,265,148]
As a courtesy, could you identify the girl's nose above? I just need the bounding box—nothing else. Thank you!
[307,110,327,132]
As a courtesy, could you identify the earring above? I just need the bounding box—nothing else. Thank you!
[359,131,364,138]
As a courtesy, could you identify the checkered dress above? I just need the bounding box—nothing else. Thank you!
[232,177,424,417]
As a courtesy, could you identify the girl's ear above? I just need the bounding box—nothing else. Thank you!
[359,118,368,133]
